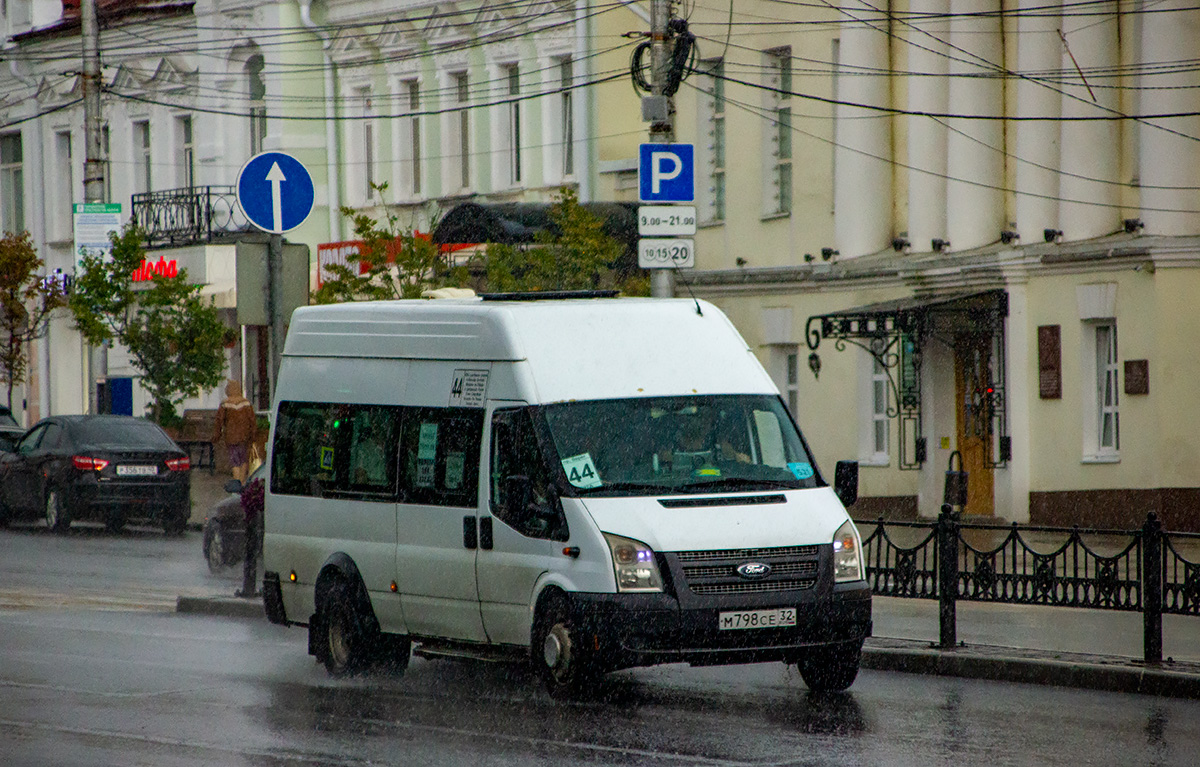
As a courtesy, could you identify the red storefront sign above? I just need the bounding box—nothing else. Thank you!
[131,256,178,281]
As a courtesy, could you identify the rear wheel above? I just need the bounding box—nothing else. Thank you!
[797,640,863,692]
[320,580,377,677]
[532,593,601,697]
[162,508,188,536]
[44,488,71,534]
[104,510,126,533]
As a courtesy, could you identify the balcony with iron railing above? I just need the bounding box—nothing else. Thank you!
[130,186,252,249]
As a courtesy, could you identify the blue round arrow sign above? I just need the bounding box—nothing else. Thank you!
[236,151,315,234]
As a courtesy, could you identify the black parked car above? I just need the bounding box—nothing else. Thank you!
[202,464,265,572]
[0,415,191,534]
[0,406,26,452]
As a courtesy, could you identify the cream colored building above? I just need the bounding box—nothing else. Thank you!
[596,0,1200,530]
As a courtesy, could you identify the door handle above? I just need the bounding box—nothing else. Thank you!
[479,516,493,550]
[462,515,477,549]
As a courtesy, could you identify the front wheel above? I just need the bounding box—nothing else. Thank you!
[532,594,601,697]
[204,523,230,572]
[45,488,71,534]
[797,640,863,692]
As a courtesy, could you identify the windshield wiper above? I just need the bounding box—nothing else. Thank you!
[675,477,804,493]
[577,481,682,496]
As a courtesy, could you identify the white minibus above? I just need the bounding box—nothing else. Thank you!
[262,294,870,694]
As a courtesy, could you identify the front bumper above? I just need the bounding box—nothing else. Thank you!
[569,583,872,670]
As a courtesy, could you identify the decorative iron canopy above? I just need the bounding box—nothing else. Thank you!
[805,289,1009,471]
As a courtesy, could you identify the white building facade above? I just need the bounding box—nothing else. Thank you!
[0,0,617,421]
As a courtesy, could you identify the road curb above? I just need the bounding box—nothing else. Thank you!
[176,595,265,619]
[862,640,1200,699]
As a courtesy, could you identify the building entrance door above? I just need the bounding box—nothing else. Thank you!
[954,333,995,516]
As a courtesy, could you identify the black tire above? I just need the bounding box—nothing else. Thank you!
[162,509,188,536]
[105,510,126,533]
[532,593,601,697]
[797,640,863,692]
[44,487,71,534]
[320,580,377,677]
[204,523,230,572]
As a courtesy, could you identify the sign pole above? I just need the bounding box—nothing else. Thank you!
[267,233,284,401]
[648,0,675,299]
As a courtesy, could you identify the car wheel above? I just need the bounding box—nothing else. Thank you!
[532,592,601,697]
[320,580,376,677]
[44,488,71,534]
[204,523,229,573]
[162,509,188,537]
[797,640,863,692]
[104,510,126,533]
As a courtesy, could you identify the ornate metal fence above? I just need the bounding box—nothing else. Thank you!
[131,186,251,248]
[861,511,1200,663]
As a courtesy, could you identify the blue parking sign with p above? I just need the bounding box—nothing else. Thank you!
[639,143,694,203]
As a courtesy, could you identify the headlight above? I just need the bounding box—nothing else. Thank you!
[833,520,864,583]
[603,533,664,593]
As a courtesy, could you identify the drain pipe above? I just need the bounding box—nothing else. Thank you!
[574,0,592,202]
[298,0,341,241]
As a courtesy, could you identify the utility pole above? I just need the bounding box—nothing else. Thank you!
[648,0,676,298]
[81,0,107,414]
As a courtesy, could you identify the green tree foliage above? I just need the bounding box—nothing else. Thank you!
[0,231,67,410]
[69,224,227,426]
[486,188,648,295]
[312,183,467,303]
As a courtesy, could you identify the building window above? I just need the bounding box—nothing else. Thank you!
[354,87,376,203]
[769,345,800,419]
[1095,323,1119,454]
[176,115,194,188]
[448,72,470,191]
[506,64,522,186]
[101,124,112,202]
[1,132,24,233]
[133,120,151,193]
[399,80,421,196]
[246,54,267,156]
[559,57,574,178]
[54,130,73,237]
[764,47,792,216]
[871,357,889,458]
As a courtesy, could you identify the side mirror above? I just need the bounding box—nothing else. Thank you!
[224,479,243,494]
[834,460,859,507]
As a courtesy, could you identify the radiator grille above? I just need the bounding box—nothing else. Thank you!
[672,545,824,597]
[676,545,820,564]
[691,579,817,596]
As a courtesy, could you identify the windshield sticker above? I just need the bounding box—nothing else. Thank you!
[787,462,814,480]
[694,467,721,477]
[562,453,603,489]
[444,451,465,489]
[449,369,489,408]
[416,422,439,487]
[319,446,335,471]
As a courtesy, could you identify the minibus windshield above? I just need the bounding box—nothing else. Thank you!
[540,395,820,496]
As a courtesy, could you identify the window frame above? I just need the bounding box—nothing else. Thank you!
[0,132,23,234]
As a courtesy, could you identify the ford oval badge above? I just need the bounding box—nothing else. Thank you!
[736,562,772,580]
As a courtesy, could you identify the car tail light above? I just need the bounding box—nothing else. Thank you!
[165,456,190,471]
[72,456,109,471]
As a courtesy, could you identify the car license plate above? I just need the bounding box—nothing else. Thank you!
[718,608,796,630]
[117,465,158,476]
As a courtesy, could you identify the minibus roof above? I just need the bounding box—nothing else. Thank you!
[284,297,777,401]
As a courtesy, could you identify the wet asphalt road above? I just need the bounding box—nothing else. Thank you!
[2,525,1199,766]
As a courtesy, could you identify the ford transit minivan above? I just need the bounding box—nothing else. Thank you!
[262,294,871,694]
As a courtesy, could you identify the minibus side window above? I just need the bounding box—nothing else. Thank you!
[271,401,399,498]
[490,408,567,541]
[397,407,482,508]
